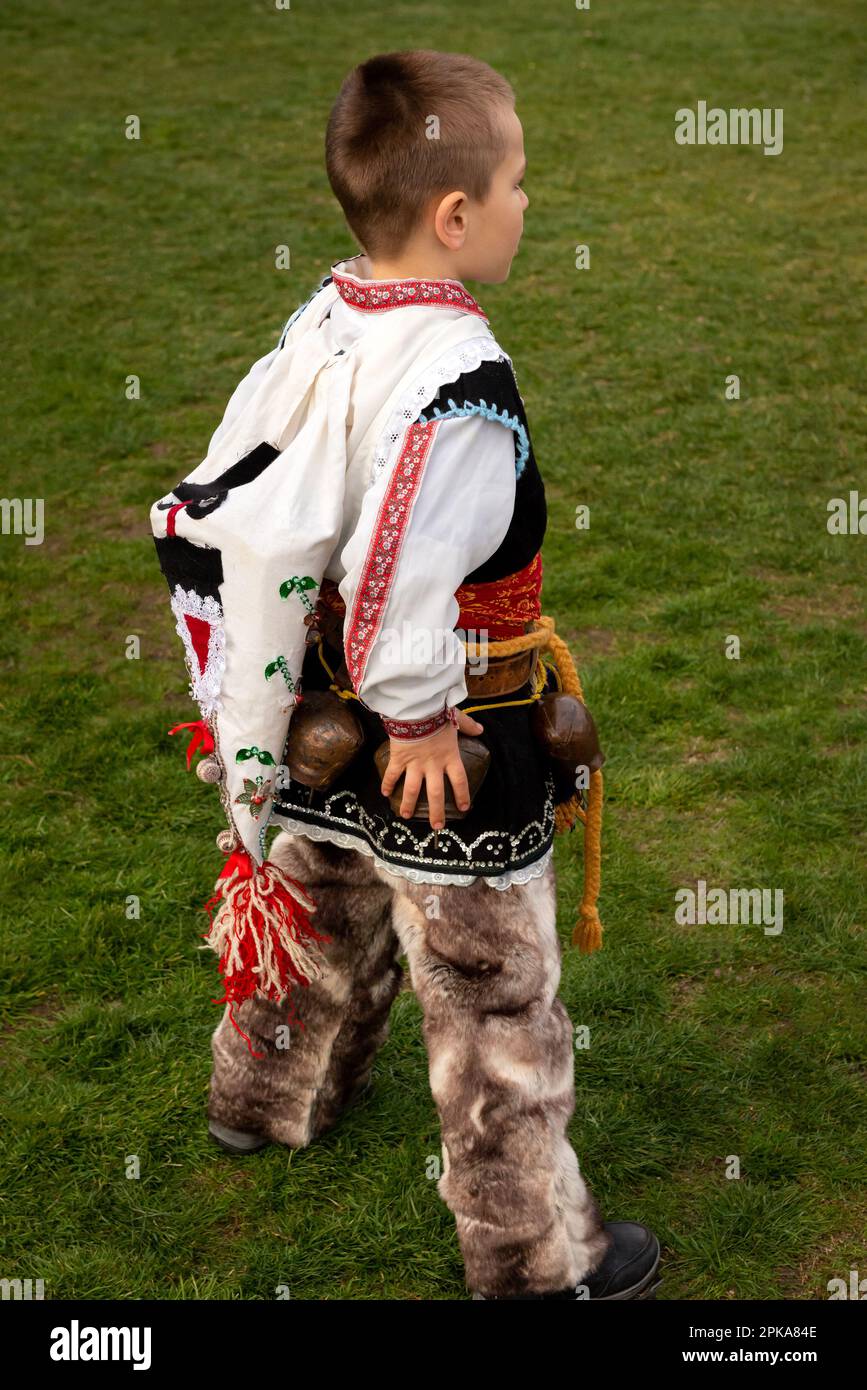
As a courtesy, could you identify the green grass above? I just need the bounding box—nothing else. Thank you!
[1,0,865,1300]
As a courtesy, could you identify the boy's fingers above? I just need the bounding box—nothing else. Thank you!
[425,769,445,830]
[447,761,471,812]
[381,761,401,796]
[399,771,423,819]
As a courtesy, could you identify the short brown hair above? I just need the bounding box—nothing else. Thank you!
[325,50,515,259]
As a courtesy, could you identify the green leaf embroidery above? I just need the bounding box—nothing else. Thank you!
[236,746,276,766]
[278,574,319,614]
[264,654,298,692]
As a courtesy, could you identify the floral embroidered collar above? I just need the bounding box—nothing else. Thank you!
[330,254,488,322]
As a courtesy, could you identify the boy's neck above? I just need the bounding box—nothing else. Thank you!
[357,251,463,284]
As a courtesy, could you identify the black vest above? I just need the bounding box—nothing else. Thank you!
[417,355,547,585]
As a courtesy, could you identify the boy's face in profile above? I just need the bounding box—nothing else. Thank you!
[462,103,529,284]
[364,100,528,287]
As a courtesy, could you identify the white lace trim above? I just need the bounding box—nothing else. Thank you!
[269,815,553,891]
[170,585,226,718]
[370,335,512,483]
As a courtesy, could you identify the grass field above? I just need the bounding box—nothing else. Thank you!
[1,0,865,1300]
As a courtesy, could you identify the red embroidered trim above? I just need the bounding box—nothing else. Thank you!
[332,268,488,322]
[381,704,456,741]
[344,419,440,694]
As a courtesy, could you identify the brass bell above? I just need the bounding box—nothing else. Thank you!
[196,756,223,784]
[530,693,605,792]
[285,688,365,790]
[373,734,490,821]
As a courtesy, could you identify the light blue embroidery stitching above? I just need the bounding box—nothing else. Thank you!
[277,274,332,349]
[416,397,529,478]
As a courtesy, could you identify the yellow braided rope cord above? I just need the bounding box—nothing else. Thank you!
[312,614,603,954]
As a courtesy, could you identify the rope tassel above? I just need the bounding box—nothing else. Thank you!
[200,848,332,1058]
[571,768,604,953]
[543,628,605,953]
[458,614,606,954]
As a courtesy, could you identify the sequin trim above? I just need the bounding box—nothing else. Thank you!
[270,771,557,881]
[270,817,555,891]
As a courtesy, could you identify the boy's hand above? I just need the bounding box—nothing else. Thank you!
[381,709,485,830]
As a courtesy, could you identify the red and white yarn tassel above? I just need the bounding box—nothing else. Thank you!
[201,848,332,1059]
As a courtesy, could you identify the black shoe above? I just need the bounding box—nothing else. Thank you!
[207,1079,374,1156]
[208,1120,270,1155]
[580,1221,662,1299]
[471,1221,662,1300]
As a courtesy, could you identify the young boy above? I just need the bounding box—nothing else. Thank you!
[149,48,661,1301]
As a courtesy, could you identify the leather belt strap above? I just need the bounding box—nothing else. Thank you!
[464,642,538,696]
[314,604,538,699]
